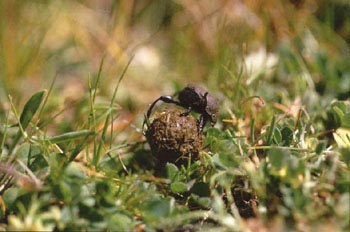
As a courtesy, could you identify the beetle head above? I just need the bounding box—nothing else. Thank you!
[209,113,217,126]
[205,94,219,127]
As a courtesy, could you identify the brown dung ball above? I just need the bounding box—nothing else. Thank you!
[145,109,204,165]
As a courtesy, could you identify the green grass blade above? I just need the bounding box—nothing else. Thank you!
[19,90,46,131]
[48,130,94,143]
[92,54,106,103]
[68,137,90,163]
[250,117,258,158]
[93,56,134,167]
[0,109,10,158]
[8,90,46,154]
[37,75,57,127]
[266,114,276,145]
[110,55,135,107]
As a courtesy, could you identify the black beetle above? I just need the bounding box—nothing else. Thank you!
[145,84,219,133]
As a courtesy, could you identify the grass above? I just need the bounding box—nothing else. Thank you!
[0,0,349,231]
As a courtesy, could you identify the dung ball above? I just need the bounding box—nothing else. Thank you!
[145,109,204,165]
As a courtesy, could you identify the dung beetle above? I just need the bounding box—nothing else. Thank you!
[145,84,219,133]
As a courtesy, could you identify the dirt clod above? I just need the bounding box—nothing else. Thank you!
[145,109,204,165]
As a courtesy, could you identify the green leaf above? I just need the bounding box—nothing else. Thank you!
[211,193,226,214]
[341,113,350,128]
[108,213,133,231]
[19,90,46,130]
[340,148,350,167]
[268,147,289,168]
[170,182,188,194]
[217,172,235,187]
[316,141,327,155]
[48,130,94,143]
[28,145,49,172]
[2,187,22,210]
[273,127,282,144]
[166,163,179,181]
[326,101,349,129]
[79,202,103,223]
[190,194,211,208]
[281,126,294,146]
[190,182,210,197]
[16,143,30,162]
[266,115,276,145]
[287,155,304,175]
[215,153,239,169]
[205,127,222,138]
[142,198,171,223]
[8,90,46,154]
[332,104,346,117]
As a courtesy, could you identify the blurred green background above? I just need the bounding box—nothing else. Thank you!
[1,0,348,112]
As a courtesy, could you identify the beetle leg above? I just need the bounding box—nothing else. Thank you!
[198,114,211,134]
[142,114,150,135]
[194,92,209,134]
[146,95,182,119]
[144,96,179,134]
[180,107,192,117]
[198,115,205,134]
